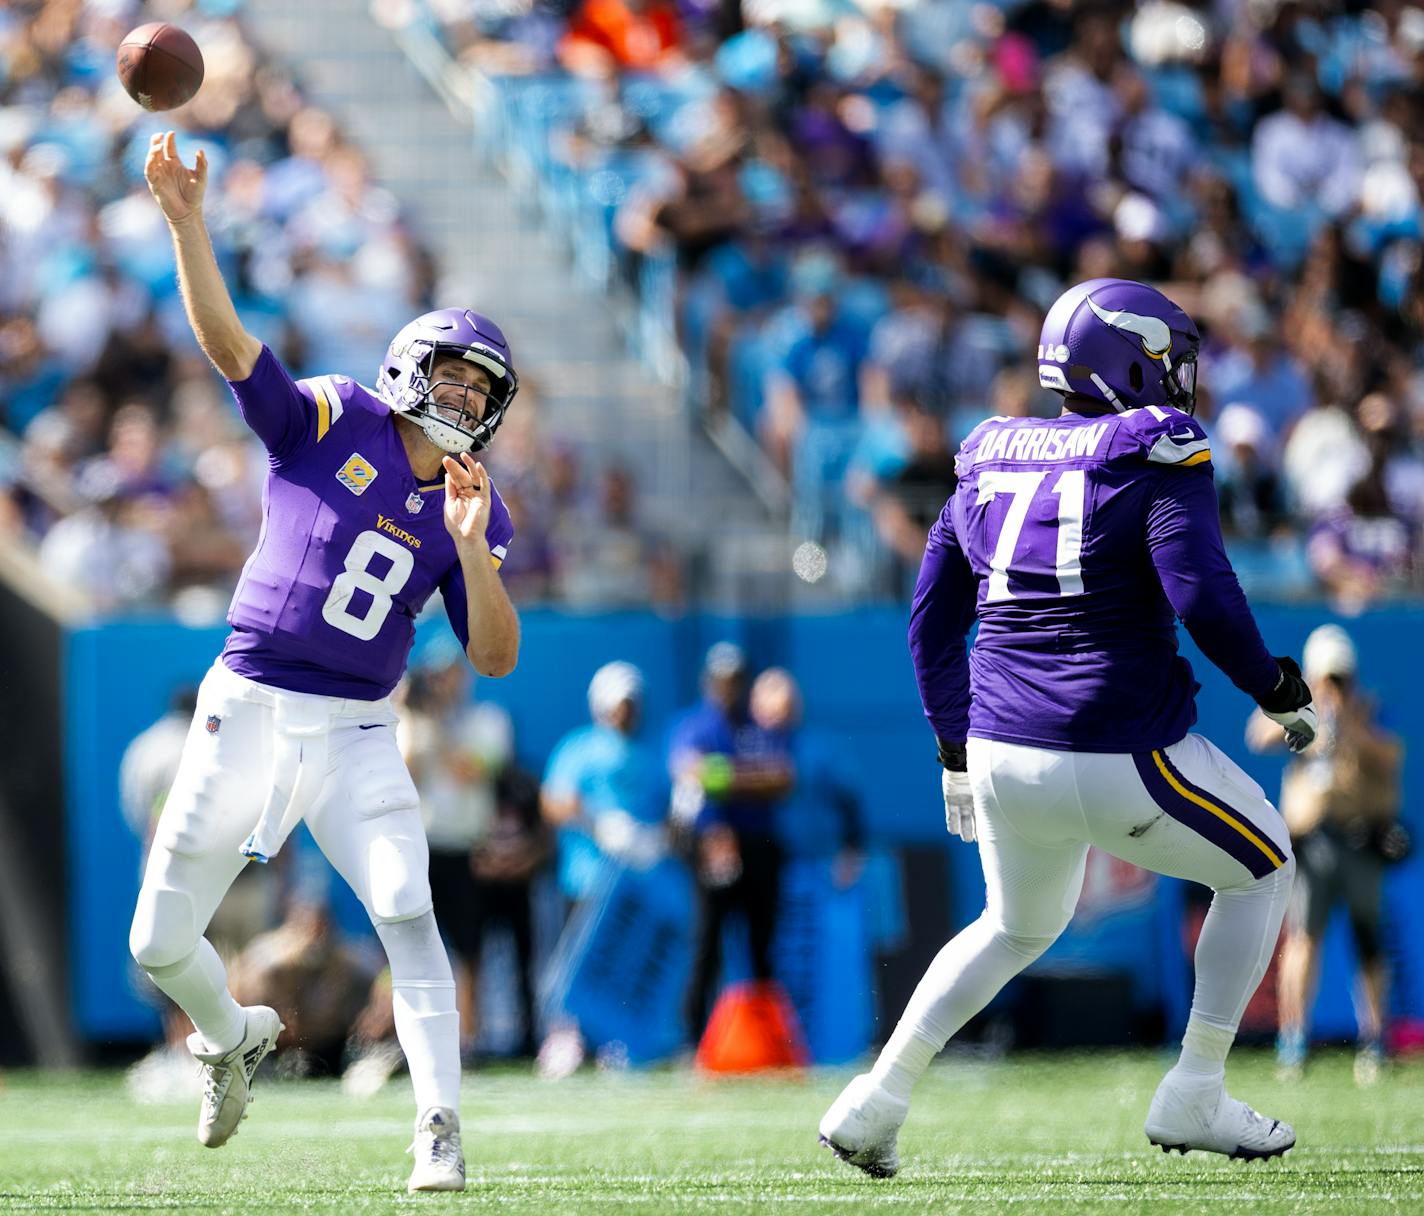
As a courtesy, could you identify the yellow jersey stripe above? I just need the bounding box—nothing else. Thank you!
[1151,751,1282,869]
[1179,449,1212,467]
[320,378,344,429]
[313,382,332,441]
[490,555,503,570]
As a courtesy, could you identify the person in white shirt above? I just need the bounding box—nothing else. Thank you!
[1252,77,1362,218]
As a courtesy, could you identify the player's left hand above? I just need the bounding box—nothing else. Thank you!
[443,452,490,548]
[942,768,976,842]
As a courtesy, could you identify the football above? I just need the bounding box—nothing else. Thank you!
[115,23,204,111]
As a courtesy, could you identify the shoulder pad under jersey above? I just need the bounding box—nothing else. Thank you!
[1108,405,1213,471]
[954,416,1015,477]
[295,374,384,443]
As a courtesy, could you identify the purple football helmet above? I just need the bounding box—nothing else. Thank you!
[1036,278,1200,414]
[377,308,518,453]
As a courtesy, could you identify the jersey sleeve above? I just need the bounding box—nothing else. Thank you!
[1144,469,1280,701]
[225,346,356,465]
[486,479,515,570]
[954,417,1008,478]
[908,499,977,744]
[1112,406,1214,472]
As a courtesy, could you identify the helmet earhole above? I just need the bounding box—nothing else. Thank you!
[1129,362,1144,392]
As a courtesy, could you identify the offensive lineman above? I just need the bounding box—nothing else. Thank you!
[127,132,519,1192]
[819,278,1318,1173]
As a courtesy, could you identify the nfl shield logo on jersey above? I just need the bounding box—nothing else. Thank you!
[406,491,424,515]
[205,714,221,735]
[336,453,378,496]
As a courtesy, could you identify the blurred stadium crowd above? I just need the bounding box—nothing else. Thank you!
[4,0,1424,614]
[421,0,1424,605]
[0,0,682,617]
[122,639,864,1089]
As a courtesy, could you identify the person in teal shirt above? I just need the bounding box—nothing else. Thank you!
[541,661,670,900]
[538,660,672,1077]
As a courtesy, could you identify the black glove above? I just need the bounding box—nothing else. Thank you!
[1257,656,1312,714]
[1256,657,1317,753]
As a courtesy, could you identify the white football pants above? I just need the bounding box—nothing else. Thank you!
[129,660,459,1111]
[872,733,1295,1097]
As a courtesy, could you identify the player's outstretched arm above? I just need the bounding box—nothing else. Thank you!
[145,130,262,381]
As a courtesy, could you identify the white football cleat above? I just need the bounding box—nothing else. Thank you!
[1145,1070,1295,1160]
[189,1005,283,1148]
[408,1106,466,1193]
[818,1073,907,1178]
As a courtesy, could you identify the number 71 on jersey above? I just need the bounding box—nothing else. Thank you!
[977,470,1085,602]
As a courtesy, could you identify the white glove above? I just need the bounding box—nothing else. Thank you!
[593,809,666,869]
[942,767,976,843]
[1262,702,1318,754]
[593,809,638,859]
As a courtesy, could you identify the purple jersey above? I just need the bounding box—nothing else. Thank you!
[909,406,1279,753]
[219,346,514,700]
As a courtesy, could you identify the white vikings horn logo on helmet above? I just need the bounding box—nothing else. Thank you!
[1087,298,1174,360]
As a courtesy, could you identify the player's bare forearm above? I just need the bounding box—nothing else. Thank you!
[457,538,520,677]
[540,792,580,825]
[168,214,262,381]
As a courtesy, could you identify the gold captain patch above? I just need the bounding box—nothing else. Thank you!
[336,453,377,495]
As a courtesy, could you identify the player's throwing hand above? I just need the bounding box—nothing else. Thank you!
[443,452,491,548]
[144,130,206,225]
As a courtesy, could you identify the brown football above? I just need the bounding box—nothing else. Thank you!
[116,23,204,112]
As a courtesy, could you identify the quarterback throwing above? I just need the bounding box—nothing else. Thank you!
[127,131,520,1192]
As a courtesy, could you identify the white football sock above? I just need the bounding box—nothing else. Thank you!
[143,938,247,1056]
[1176,1018,1235,1079]
[1175,860,1294,1079]
[870,915,1055,1101]
[377,912,460,1114]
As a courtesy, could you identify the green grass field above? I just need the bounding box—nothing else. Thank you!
[1,1051,1420,1214]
